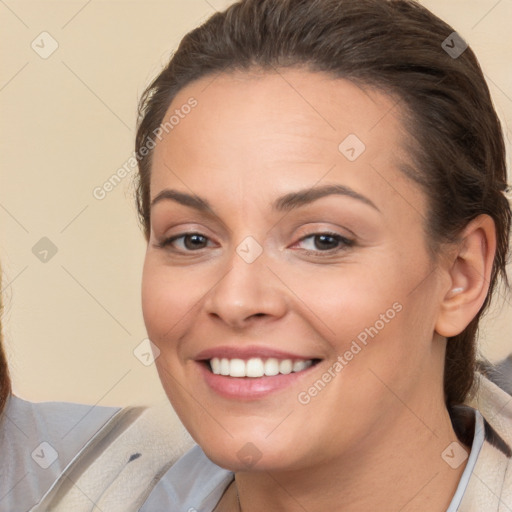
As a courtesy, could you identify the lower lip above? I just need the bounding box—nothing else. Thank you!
[196,361,318,400]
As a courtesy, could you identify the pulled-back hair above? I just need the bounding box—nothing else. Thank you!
[135,0,511,406]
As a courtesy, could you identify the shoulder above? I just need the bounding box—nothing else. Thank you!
[36,400,196,512]
[0,394,122,447]
[462,374,512,510]
[139,444,233,512]
[0,396,195,512]
[0,394,121,512]
[468,373,512,450]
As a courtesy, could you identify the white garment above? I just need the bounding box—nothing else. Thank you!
[459,375,512,511]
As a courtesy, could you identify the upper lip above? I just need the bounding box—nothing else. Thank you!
[194,345,321,361]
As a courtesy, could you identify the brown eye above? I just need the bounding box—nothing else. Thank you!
[294,232,354,256]
[182,234,209,250]
[159,232,212,251]
[313,234,340,250]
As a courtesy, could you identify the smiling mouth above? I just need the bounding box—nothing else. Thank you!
[205,357,322,378]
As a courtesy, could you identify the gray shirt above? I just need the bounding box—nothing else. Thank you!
[0,394,121,512]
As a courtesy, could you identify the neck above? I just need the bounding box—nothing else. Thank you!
[234,403,467,512]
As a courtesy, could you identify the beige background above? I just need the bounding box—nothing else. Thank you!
[0,0,511,407]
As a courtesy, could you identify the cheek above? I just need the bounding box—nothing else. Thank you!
[141,257,188,345]
[301,254,435,383]
[286,257,405,345]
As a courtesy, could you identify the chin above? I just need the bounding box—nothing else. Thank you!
[201,444,290,473]
[194,430,306,473]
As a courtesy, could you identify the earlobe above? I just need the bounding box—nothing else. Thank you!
[435,215,497,338]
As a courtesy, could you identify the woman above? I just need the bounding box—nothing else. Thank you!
[135,0,512,510]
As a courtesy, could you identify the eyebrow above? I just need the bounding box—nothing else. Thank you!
[150,184,380,214]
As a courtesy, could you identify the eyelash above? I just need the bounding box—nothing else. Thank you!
[157,231,354,257]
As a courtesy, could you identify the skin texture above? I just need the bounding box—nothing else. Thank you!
[141,68,496,511]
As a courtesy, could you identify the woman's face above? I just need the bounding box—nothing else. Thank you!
[142,69,451,471]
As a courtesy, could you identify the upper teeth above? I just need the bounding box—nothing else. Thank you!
[209,357,313,378]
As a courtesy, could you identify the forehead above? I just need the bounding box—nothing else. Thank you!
[150,68,425,216]
[156,68,404,155]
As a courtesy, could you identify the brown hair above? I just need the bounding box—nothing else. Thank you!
[135,0,511,406]
[0,271,11,415]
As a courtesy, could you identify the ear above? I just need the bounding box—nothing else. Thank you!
[435,214,497,337]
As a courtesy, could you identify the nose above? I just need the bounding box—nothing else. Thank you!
[203,245,288,330]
